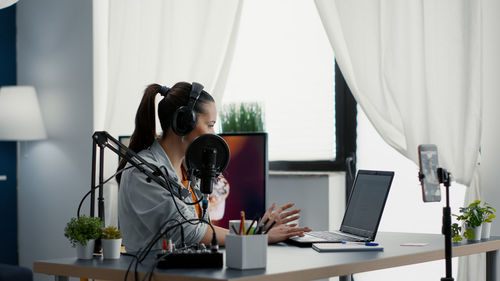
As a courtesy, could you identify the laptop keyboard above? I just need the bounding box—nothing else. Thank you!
[308,231,365,242]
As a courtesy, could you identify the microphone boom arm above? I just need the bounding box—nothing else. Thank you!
[90,131,174,224]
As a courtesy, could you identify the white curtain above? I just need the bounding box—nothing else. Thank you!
[315,1,483,280]
[93,0,244,226]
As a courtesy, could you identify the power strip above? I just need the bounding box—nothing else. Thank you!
[156,250,223,269]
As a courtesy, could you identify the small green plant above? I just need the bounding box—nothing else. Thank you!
[482,202,496,223]
[451,223,462,242]
[452,201,496,241]
[64,216,103,247]
[102,226,122,239]
[220,102,264,132]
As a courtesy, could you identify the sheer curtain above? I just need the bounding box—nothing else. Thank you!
[93,0,244,226]
[314,1,483,280]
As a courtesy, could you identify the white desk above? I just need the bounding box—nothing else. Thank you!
[34,232,500,281]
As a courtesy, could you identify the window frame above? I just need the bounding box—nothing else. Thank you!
[269,61,357,172]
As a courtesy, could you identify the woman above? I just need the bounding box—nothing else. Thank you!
[117,82,310,252]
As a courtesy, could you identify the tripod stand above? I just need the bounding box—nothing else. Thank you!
[419,166,454,281]
[438,167,454,281]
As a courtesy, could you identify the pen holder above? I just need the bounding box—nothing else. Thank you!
[225,234,267,270]
[229,220,254,235]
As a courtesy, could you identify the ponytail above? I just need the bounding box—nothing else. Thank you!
[116,84,161,184]
[116,81,215,185]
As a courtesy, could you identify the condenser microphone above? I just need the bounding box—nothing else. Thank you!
[185,134,230,214]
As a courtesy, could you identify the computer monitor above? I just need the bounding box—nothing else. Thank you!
[118,133,268,229]
[213,133,267,228]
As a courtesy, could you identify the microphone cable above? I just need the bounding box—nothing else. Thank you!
[124,218,216,281]
[76,164,145,218]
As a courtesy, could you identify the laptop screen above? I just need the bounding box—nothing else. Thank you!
[340,170,394,240]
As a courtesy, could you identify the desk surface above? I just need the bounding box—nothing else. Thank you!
[34,232,500,281]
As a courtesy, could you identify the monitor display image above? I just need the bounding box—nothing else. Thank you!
[118,133,267,229]
[211,133,267,228]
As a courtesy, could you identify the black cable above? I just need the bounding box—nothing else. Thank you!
[143,257,161,281]
[184,180,204,205]
[121,252,138,258]
[157,165,203,205]
[77,164,141,218]
[125,218,213,281]
[156,165,207,226]
[153,167,218,251]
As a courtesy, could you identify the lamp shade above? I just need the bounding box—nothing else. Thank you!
[0,86,47,140]
[0,0,18,9]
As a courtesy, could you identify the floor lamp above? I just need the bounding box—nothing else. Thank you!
[0,0,18,9]
[0,85,47,262]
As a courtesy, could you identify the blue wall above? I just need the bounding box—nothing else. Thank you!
[0,5,16,85]
[0,4,18,265]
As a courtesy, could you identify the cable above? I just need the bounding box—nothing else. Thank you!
[125,218,214,281]
[76,164,141,218]
[142,257,161,281]
[156,165,207,226]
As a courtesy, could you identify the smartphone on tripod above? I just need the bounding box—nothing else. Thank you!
[418,144,441,202]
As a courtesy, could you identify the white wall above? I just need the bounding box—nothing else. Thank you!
[16,0,93,280]
[269,173,345,231]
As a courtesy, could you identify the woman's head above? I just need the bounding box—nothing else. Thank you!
[116,82,216,183]
[158,82,215,137]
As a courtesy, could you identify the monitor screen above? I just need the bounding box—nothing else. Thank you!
[340,170,394,238]
[118,133,267,229]
[213,133,267,228]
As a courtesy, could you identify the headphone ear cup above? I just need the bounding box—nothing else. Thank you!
[171,106,197,136]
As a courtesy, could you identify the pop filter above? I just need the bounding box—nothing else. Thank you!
[185,134,230,195]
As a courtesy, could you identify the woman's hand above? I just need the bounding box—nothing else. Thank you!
[262,202,300,227]
[267,223,311,244]
[260,202,311,243]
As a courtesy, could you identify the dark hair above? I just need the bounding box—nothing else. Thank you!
[116,82,214,184]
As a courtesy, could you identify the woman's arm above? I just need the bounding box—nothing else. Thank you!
[199,201,311,247]
[200,225,230,246]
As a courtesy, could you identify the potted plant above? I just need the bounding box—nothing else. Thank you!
[101,226,122,259]
[451,223,463,242]
[481,201,496,240]
[220,102,264,133]
[453,200,484,241]
[64,215,103,259]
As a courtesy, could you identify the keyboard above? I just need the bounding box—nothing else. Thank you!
[307,231,366,242]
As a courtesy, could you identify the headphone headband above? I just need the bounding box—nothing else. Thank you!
[187,82,204,110]
[171,82,205,136]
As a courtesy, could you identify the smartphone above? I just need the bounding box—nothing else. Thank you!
[418,144,441,202]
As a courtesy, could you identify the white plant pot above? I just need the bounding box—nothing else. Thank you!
[467,226,482,241]
[102,238,122,259]
[481,222,492,240]
[76,239,95,259]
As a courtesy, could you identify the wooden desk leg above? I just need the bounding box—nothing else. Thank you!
[339,275,352,281]
[54,276,69,281]
[487,250,498,281]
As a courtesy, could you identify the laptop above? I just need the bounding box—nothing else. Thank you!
[287,170,394,247]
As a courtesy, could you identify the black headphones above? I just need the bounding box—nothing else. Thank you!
[171,82,204,136]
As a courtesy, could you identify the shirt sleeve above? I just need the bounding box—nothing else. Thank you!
[119,166,208,250]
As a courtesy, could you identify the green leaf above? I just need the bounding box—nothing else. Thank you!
[64,216,103,247]
[220,102,265,133]
[463,228,475,239]
[102,225,122,239]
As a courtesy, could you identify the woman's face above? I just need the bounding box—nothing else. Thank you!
[184,101,217,144]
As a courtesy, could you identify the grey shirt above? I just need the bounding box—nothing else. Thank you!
[118,139,208,252]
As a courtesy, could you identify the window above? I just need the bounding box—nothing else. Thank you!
[222,0,356,171]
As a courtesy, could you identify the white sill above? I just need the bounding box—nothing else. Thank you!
[269,170,345,176]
